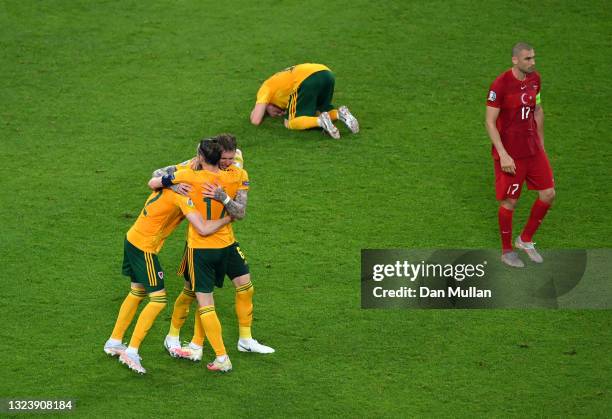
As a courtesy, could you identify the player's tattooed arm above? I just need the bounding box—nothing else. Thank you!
[223,189,247,220]
[203,184,247,220]
[151,165,176,178]
[149,165,191,196]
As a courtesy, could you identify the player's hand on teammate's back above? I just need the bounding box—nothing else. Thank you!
[202,183,225,201]
[172,183,192,196]
[500,153,516,175]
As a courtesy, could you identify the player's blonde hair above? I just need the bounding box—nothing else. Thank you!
[215,133,237,152]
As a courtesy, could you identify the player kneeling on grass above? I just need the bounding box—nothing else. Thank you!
[149,138,273,373]
[103,165,231,374]
[250,63,359,139]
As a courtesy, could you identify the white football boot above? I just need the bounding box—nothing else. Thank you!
[501,251,525,268]
[164,335,191,358]
[318,112,340,139]
[118,350,146,374]
[103,339,127,357]
[237,338,275,354]
[178,342,203,362]
[207,355,232,373]
[515,236,544,263]
[337,106,359,133]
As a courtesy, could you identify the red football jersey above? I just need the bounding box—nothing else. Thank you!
[487,69,541,159]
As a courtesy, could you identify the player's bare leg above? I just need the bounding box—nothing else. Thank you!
[539,188,555,203]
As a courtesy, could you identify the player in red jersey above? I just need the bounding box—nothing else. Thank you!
[485,42,555,267]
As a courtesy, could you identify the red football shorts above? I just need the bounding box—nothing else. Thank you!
[494,148,554,200]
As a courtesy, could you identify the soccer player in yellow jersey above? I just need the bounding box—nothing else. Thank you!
[103,180,232,374]
[161,134,274,365]
[150,137,273,372]
[250,63,359,139]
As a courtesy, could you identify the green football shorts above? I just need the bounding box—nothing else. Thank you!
[178,242,249,293]
[121,238,165,293]
[287,70,335,119]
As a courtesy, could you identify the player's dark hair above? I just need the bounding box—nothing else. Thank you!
[215,133,237,152]
[197,138,222,165]
[512,42,533,57]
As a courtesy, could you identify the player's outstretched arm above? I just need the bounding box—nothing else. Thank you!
[203,184,247,220]
[186,212,232,236]
[151,165,176,178]
[147,173,192,195]
[148,176,164,190]
[250,103,267,125]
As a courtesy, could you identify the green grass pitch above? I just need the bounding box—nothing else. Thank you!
[1,0,611,417]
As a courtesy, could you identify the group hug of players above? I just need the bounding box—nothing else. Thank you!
[102,63,360,375]
[103,135,273,374]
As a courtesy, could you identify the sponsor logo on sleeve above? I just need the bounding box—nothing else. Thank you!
[242,181,250,186]
[488,90,496,102]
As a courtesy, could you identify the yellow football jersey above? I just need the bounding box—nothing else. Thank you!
[172,151,243,171]
[126,189,197,254]
[256,63,330,109]
[171,166,250,249]
[175,159,195,171]
[233,149,244,169]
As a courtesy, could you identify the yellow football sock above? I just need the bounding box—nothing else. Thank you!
[128,291,167,350]
[110,287,146,340]
[286,116,320,130]
[191,310,205,347]
[198,305,226,356]
[235,281,254,339]
[168,288,196,337]
[328,109,338,120]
